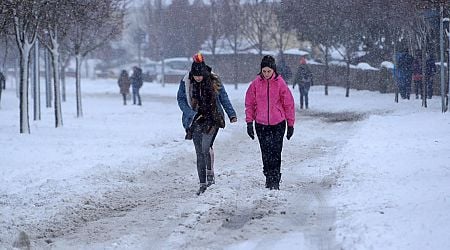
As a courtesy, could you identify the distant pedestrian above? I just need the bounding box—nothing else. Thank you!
[425,53,437,99]
[245,55,295,190]
[412,51,423,99]
[292,57,313,109]
[118,70,131,105]
[0,71,5,89]
[0,71,5,105]
[130,66,143,105]
[177,53,237,195]
[396,47,413,99]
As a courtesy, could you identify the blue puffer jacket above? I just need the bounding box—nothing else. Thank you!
[177,71,236,130]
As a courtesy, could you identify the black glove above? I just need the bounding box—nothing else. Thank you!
[247,122,255,140]
[286,126,294,140]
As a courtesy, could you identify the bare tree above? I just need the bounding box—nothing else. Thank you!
[164,0,200,57]
[0,2,12,72]
[281,0,341,95]
[38,0,75,127]
[140,0,166,84]
[141,0,161,60]
[334,0,366,97]
[271,2,295,56]
[411,12,433,108]
[223,0,246,88]
[7,0,45,133]
[66,0,126,117]
[241,0,274,56]
[0,2,8,104]
[200,0,225,65]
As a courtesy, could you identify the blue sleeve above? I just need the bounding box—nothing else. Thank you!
[177,79,197,129]
[218,84,236,119]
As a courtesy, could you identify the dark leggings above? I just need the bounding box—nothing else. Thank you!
[192,123,218,184]
[132,87,141,105]
[255,121,286,178]
[414,80,422,98]
[298,83,310,109]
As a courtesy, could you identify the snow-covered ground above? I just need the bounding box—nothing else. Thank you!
[1,77,449,250]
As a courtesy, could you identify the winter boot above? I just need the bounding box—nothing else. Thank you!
[269,173,281,190]
[264,171,270,188]
[207,174,215,187]
[196,183,207,195]
[268,176,278,190]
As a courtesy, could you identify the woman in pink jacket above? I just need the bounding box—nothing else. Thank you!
[245,55,295,190]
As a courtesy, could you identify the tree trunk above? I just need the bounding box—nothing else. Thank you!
[33,40,41,121]
[50,38,63,127]
[393,43,399,103]
[19,45,31,134]
[45,49,52,108]
[422,43,427,108]
[345,61,350,97]
[61,64,66,102]
[324,46,329,96]
[75,54,83,117]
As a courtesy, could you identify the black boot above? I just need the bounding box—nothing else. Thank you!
[270,173,281,190]
[264,172,270,188]
[266,175,276,190]
[196,183,207,195]
[207,175,215,187]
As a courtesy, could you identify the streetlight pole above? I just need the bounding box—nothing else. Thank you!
[439,4,446,112]
[444,17,450,112]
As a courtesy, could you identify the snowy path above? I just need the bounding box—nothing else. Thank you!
[3,82,450,249]
[40,95,364,249]
[1,86,365,249]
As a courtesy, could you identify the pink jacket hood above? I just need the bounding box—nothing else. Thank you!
[245,74,295,127]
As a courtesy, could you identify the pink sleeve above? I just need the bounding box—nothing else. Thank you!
[245,81,256,123]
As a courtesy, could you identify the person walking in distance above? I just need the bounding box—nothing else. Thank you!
[425,52,437,99]
[177,53,237,195]
[245,55,295,190]
[412,51,423,99]
[292,57,313,109]
[130,66,143,105]
[0,71,5,106]
[118,69,131,105]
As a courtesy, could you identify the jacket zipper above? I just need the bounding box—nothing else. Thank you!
[267,79,270,125]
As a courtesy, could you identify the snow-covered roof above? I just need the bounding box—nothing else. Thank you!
[380,61,394,69]
[356,62,379,71]
[329,60,358,69]
[282,48,309,56]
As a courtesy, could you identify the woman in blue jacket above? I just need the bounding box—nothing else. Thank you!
[177,53,237,195]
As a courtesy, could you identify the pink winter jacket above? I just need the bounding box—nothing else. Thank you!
[245,74,295,127]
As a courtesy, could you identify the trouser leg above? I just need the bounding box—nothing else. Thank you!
[255,121,286,189]
[414,80,422,98]
[299,87,305,109]
[406,78,411,99]
[192,124,215,185]
[138,90,142,105]
[207,128,218,185]
[305,93,309,109]
[427,80,433,98]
